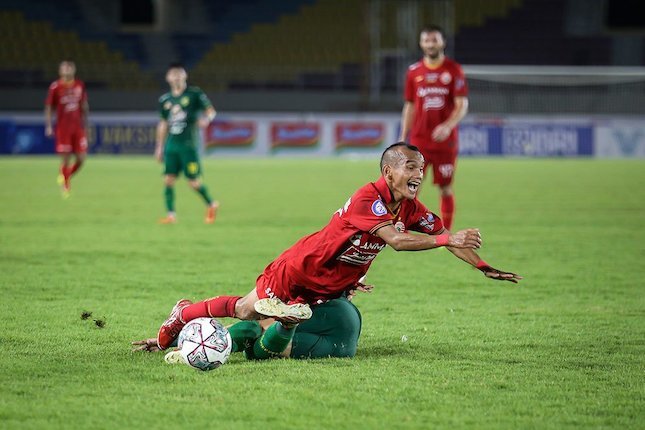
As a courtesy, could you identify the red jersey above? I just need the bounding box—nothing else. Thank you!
[269,177,443,303]
[404,57,467,149]
[45,79,87,132]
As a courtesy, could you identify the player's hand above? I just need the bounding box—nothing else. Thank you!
[131,338,161,352]
[431,123,452,142]
[479,266,523,283]
[45,125,53,137]
[154,146,163,163]
[197,118,211,129]
[347,276,374,301]
[449,229,482,249]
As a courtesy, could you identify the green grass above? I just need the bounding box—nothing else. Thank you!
[0,156,643,429]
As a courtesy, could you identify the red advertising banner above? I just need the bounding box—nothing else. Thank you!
[335,122,385,148]
[205,121,256,147]
[270,122,320,148]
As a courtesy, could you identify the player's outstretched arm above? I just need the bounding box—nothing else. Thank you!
[376,224,481,251]
[445,238,522,283]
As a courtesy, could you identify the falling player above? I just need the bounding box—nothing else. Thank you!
[152,142,521,358]
[399,25,469,230]
[155,63,219,224]
[45,60,88,197]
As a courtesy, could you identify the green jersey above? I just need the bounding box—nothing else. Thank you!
[158,86,212,146]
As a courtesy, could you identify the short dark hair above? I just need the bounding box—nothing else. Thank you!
[167,62,185,71]
[380,142,421,171]
[420,25,445,39]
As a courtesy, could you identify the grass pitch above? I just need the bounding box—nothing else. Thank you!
[0,156,643,429]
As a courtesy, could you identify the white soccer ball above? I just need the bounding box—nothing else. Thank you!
[177,317,232,371]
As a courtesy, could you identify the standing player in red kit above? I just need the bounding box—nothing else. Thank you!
[399,26,469,230]
[45,60,89,197]
[152,143,521,356]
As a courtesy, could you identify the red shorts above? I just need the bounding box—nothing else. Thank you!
[411,139,457,186]
[255,258,302,304]
[255,258,340,305]
[55,128,87,154]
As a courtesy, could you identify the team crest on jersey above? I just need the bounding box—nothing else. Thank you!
[371,200,387,216]
[440,72,452,84]
[425,73,438,83]
[394,221,406,232]
[180,96,189,106]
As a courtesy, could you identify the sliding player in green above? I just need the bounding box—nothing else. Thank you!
[133,290,366,360]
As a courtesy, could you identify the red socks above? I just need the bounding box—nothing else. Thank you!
[68,161,82,177]
[440,195,455,230]
[181,296,241,322]
[60,162,82,180]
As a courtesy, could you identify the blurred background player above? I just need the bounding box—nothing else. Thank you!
[155,62,219,224]
[398,25,469,230]
[44,59,88,198]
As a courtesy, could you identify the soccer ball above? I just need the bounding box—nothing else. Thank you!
[177,318,232,371]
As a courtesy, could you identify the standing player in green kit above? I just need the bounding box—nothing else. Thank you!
[155,63,219,224]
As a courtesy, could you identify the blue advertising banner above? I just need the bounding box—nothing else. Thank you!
[458,123,593,156]
[0,114,633,158]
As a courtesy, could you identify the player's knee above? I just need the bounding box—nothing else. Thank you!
[440,185,453,196]
[234,298,259,320]
[188,180,201,190]
[164,176,176,186]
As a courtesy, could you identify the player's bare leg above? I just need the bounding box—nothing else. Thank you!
[68,152,85,179]
[58,152,73,197]
[188,179,219,224]
[160,175,177,223]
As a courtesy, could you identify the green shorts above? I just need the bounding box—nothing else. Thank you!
[290,297,362,359]
[164,143,201,179]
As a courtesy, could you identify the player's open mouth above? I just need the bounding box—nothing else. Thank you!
[408,181,420,193]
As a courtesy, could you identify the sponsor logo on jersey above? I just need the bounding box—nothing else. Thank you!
[440,72,452,84]
[371,200,387,216]
[455,78,465,90]
[415,76,424,82]
[425,73,438,83]
[337,233,386,265]
[205,121,256,147]
[418,213,435,231]
[271,122,320,148]
[335,122,384,149]
[423,96,445,110]
[395,221,405,232]
[417,86,449,97]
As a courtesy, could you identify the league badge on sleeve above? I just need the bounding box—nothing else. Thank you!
[371,200,387,217]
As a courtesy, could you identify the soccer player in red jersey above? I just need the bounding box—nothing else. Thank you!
[45,60,89,197]
[399,25,469,230]
[153,143,521,355]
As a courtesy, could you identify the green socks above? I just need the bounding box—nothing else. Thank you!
[164,186,175,212]
[195,184,213,205]
[247,322,296,360]
[227,321,262,353]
